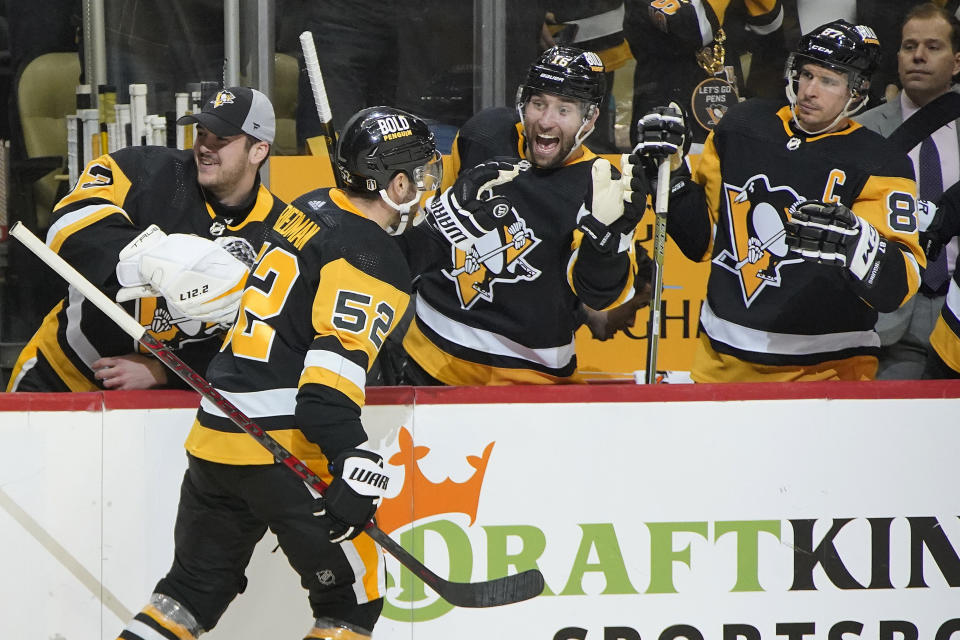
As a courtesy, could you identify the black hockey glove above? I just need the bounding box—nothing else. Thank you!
[633,103,689,168]
[311,448,389,544]
[577,155,649,254]
[424,160,522,251]
[785,201,887,287]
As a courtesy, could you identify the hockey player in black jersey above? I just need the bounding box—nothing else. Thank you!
[114,107,442,640]
[635,20,926,382]
[7,87,285,392]
[399,45,649,385]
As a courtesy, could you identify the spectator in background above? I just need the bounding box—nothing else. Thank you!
[6,87,282,392]
[636,20,924,382]
[856,3,960,379]
[544,1,630,152]
[623,0,786,152]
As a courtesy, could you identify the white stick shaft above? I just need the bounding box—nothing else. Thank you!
[299,31,332,124]
[9,222,147,340]
[655,158,671,214]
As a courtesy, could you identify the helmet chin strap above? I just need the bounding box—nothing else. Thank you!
[379,188,421,236]
[563,113,596,163]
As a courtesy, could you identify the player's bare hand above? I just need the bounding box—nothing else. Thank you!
[92,354,168,390]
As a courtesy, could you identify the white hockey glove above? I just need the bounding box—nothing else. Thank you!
[115,224,249,324]
[576,156,648,254]
[424,160,521,251]
[785,201,887,286]
[311,448,389,544]
[633,103,689,172]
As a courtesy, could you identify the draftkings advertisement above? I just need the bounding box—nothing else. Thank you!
[0,389,957,639]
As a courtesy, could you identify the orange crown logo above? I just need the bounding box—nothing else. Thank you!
[377,427,494,534]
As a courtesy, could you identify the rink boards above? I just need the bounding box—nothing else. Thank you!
[1,382,958,640]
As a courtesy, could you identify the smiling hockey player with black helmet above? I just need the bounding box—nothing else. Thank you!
[396,45,650,385]
[633,20,926,382]
[114,106,441,640]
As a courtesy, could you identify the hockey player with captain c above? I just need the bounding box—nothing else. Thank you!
[632,19,925,382]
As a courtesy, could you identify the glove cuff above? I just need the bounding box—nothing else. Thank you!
[331,448,389,500]
[578,207,633,255]
[426,191,476,251]
[116,224,168,286]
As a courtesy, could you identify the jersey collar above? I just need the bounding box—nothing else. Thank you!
[514,121,599,167]
[776,105,861,142]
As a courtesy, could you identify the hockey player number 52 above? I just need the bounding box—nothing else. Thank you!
[332,291,396,349]
[228,247,300,361]
[228,246,398,360]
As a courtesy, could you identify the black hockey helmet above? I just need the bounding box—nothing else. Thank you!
[336,106,441,195]
[786,20,880,98]
[516,45,607,112]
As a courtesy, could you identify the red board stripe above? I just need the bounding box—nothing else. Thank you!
[2,380,958,412]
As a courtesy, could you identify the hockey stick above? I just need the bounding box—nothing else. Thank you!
[299,31,338,174]
[644,157,672,384]
[8,222,545,608]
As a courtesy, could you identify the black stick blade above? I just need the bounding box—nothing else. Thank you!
[436,569,545,608]
[366,526,545,608]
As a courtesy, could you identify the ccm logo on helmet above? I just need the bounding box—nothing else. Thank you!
[377,115,413,141]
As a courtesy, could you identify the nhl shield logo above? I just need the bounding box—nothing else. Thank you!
[713,174,805,307]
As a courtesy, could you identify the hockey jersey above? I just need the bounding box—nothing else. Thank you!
[676,100,924,382]
[185,188,411,471]
[624,0,783,56]
[6,147,285,392]
[401,107,637,385]
[550,1,631,71]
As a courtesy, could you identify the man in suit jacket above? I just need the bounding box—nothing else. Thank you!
[856,2,960,379]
